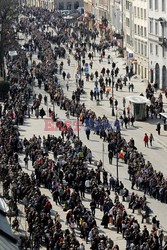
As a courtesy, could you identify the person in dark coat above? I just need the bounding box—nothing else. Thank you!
[101,212,109,228]
[40,108,46,118]
[85,127,90,140]
[156,122,161,135]
[108,150,113,164]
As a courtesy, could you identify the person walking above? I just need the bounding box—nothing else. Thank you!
[24,156,29,169]
[39,108,46,119]
[85,127,90,140]
[62,71,66,80]
[66,82,69,91]
[90,200,96,216]
[44,95,47,105]
[156,122,161,135]
[130,115,135,126]
[108,150,113,164]
[144,133,149,147]
[123,97,126,108]
[149,133,154,146]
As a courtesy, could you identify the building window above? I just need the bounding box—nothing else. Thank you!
[138,41,140,53]
[67,2,72,10]
[126,35,131,45]
[134,7,136,16]
[59,2,64,10]
[149,0,152,9]
[141,8,143,19]
[150,43,153,54]
[137,7,140,17]
[145,44,147,56]
[156,45,159,55]
[74,1,79,9]
[126,0,130,10]
[162,47,165,57]
[134,24,137,34]
[141,26,143,36]
[138,25,140,35]
[126,18,130,27]
[141,43,144,55]
[150,19,153,33]
[135,40,137,52]
[155,0,158,10]
[162,0,166,12]
[155,22,159,35]
[144,27,147,36]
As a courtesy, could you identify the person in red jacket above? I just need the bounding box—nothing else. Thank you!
[45,200,52,213]
[144,133,149,147]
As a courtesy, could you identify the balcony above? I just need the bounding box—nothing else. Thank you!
[159,37,167,47]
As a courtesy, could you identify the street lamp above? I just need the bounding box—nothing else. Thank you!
[77,53,82,80]
[115,133,119,184]
[111,75,115,116]
[0,24,2,77]
[76,106,80,138]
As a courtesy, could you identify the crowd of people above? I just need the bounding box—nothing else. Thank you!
[0,5,167,250]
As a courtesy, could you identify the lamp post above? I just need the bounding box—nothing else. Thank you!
[76,106,80,138]
[116,134,119,184]
[78,52,82,80]
[0,24,2,78]
[112,75,115,116]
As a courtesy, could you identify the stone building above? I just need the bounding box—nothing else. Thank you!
[148,0,167,89]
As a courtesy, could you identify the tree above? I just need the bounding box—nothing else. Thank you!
[0,0,19,77]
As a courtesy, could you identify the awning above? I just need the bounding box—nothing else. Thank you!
[0,236,18,250]
[160,113,167,119]
[0,199,17,245]
[0,198,9,214]
[126,96,150,104]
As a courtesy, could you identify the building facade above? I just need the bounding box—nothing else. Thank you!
[23,0,54,10]
[123,0,134,64]
[148,0,167,89]
[84,0,92,14]
[133,0,148,80]
[124,0,149,80]
[110,0,123,35]
[55,0,83,10]
[98,0,109,21]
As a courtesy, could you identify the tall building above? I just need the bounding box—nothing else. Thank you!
[123,0,134,66]
[124,0,148,80]
[148,0,167,89]
[109,0,124,47]
[133,0,148,80]
[110,0,123,35]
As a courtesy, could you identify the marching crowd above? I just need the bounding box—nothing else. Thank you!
[0,5,167,250]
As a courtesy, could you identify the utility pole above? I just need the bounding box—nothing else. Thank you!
[102,143,105,165]
[116,149,119,183]
[121,0,124,49]
[112,75,115,116]
[77,115,80,138]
